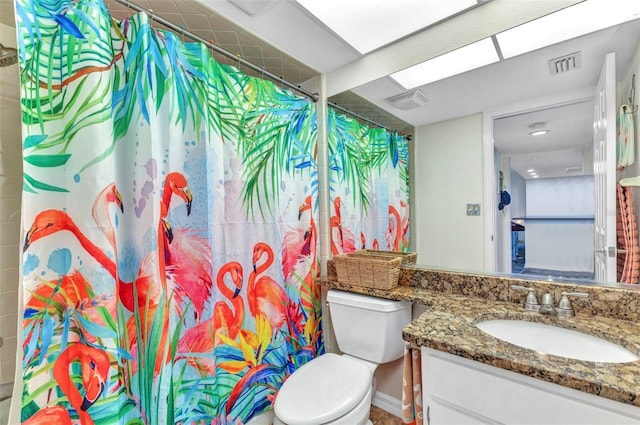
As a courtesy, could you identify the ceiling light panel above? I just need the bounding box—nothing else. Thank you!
[496,0,640,59]
[390,37,499,89]
[295,0,478,54]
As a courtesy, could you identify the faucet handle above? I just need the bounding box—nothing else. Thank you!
[510,285,540,312]
[556,291,589,317]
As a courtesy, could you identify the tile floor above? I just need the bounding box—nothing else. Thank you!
[370,405,404,425]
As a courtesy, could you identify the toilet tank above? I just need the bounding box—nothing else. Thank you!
[327,289,411,363]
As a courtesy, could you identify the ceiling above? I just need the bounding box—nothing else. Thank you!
[3,0,640,177]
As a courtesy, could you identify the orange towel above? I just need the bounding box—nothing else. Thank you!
[402,344,423,425]
[616,184,640,284]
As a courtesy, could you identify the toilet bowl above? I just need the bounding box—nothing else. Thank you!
[273,353,374,425]
[273,290,411,425]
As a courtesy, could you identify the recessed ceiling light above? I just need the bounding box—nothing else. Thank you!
[496,0,640,59]
[530,130,550,136]
[528,122,550,136]
[295,0,478,54]
[390,37,499,89]
[527,169,534,173]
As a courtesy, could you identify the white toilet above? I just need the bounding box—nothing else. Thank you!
[273,289,411,425]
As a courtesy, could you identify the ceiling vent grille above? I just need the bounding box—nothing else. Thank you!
[548,52,581,75]
[385,89,429,110]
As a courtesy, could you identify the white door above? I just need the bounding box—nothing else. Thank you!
[593,52,617,282]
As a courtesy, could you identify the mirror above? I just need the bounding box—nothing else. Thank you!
[334,18,640,289]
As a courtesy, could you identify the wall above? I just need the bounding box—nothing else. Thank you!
[510,169,526,220]
[526,175,594,217]
[414,113,485,271]
[525,219,594,272]
[0,22,21,390]
[524,176,594,272]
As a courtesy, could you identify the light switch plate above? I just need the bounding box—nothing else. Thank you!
[467,203,481,216]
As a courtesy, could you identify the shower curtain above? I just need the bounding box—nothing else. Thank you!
[15,0,322,423]
[328,108,410,254]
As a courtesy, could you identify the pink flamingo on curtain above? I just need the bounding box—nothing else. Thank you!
[177,261,244,375]
[249,242,287,329]
[23,184,123,357]
[386,205,402,251]
[359,231,380,250]
[161,172,213,321]
[330,197,356,254]
[51,343,111,425]
[24,208,170,376]
[400,200,409,241]
[281,196,319,312]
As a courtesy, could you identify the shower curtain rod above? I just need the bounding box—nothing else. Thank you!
[111,0,319,102]
[112,0,411,138]
[328,101,412,139]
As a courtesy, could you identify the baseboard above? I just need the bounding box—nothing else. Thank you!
[372,391,403,418]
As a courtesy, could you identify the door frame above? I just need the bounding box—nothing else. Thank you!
[482,87,594,273]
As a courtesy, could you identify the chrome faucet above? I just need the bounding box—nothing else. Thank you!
[511,286,589,317]
[538,293,556,315]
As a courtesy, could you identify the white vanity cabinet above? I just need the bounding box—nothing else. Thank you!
[421,347,640,425]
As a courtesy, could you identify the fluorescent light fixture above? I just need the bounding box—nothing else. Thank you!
[496,0,640,59]
[390,38,499,89]
[295,0,478,54]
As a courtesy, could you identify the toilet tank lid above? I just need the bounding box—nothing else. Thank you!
[327,289,410,312]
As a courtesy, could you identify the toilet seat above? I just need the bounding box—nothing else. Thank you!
[274,353,372,425]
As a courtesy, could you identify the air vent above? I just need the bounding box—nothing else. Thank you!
[385,89,429,110]
[548,52,581,75]
[566,166,583,174]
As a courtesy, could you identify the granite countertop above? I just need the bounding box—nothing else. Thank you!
[319,268,640,407]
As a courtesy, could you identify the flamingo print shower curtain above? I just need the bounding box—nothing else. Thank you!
[15,0,321,423]
[328,108,410,254]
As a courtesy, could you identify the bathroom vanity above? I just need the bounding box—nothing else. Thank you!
[320,264,640,424]
[421,347,640,424]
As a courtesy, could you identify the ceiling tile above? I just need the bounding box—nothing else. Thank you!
[144,0,180,14]
[240,45,263,58]
[174,0,210,15]
[217,43,243,58]
[214,30,240,46]
[263,57,283,70]
[181,13,212,30]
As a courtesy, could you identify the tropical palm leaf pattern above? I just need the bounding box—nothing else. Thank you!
[328,108,411,253]
[16,0,322,423]
[15,0,410,423]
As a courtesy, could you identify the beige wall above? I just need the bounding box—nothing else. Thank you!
[0,22,21,388]
[413,113,485,272]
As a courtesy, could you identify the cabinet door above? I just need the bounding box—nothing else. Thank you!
[428,398,501,425]
[422,347,640,425]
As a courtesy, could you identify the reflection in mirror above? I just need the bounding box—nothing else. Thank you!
[494,101,597,282]
[331,19,640,290]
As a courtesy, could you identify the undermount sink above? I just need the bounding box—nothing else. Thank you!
[476,319,639,363]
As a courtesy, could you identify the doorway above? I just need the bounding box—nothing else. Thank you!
[481,89,597,280]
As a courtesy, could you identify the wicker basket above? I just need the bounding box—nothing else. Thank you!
[358,249,417,265]
[333,251,405,289]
